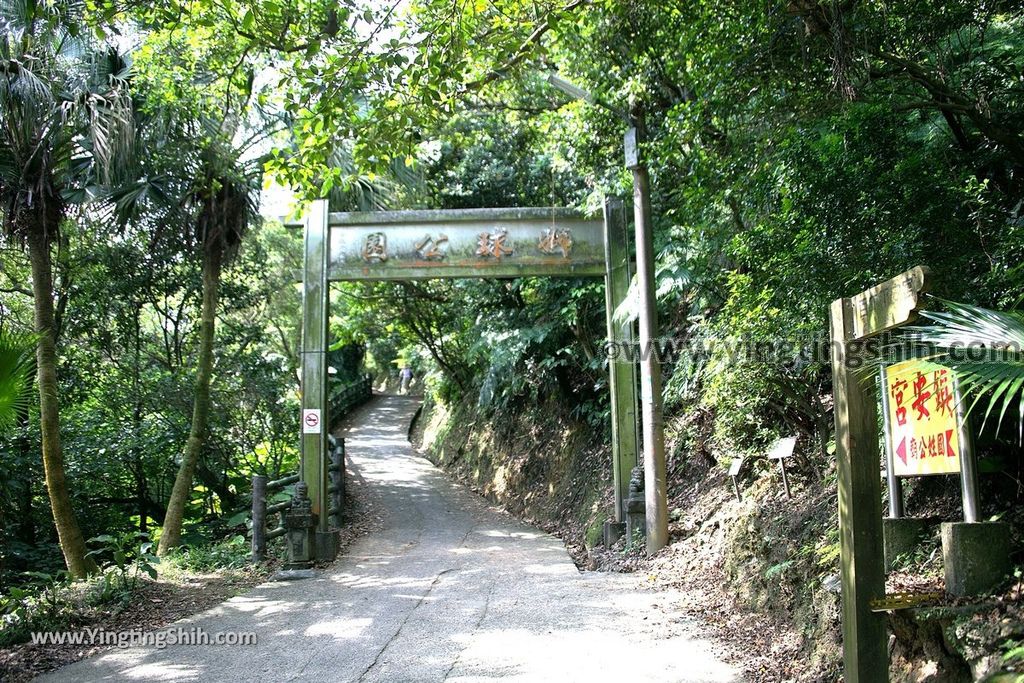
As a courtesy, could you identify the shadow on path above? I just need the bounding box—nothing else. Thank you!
[40,394,739,683]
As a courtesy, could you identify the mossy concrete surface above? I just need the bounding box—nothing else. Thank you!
[941,521,1013,597]
[883,517,932,570]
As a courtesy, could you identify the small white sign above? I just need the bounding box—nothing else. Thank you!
[767,436,797,460]
[728,457,744,477]
[302,408,322,434]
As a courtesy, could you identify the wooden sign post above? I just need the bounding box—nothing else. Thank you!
[829,266,931,683]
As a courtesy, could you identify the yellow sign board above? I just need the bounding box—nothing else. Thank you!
[883,359,962,477]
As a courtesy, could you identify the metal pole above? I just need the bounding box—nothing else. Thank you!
[251,474,267,562]
[779,460,792,499]
[953,375,980,522]
[625,119,668,554]
[878,365,904,518]
[732,476,742,502]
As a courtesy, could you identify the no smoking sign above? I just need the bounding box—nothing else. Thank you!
[302,408,322,434]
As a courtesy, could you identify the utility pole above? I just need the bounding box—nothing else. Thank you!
[546,74,669,553]
[624,114,668,553]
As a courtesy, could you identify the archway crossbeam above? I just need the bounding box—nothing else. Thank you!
[289,207,607,281]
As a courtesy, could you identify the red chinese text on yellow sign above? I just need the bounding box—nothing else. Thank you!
[884,359,961,477]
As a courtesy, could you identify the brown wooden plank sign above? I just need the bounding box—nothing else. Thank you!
[829,266,932,683]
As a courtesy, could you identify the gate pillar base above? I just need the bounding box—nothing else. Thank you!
[882,517,931,570]
[315,530,339,562]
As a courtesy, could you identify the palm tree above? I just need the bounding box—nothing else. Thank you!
[156,142,259,555]
[0,326,33,580]
[107,102,264,555]
[0,0,130,577]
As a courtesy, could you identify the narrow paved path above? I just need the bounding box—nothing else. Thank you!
[42,395,738,683]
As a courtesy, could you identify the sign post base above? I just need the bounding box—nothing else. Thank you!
[941,521,1013,597]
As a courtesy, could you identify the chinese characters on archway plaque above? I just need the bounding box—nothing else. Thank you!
[361,232,388,262]
[358,227,576,263]
[884,359,961,477]
[537,228,573,257]
[476,229,514,259]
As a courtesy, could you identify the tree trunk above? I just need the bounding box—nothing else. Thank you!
[26,228,97,578]
[157,245,223,555]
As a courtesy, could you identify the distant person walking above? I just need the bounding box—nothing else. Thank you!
[399,366,414,394]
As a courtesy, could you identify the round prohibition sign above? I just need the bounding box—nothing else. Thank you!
[304,412,320,429]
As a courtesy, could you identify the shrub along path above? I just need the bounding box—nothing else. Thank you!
[41,394,737,682]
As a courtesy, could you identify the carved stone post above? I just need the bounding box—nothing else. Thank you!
[624,466,646,546]
[330,441,344,529]
[284,482,317,570]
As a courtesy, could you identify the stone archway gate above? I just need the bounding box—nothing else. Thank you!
[292,198,650,562]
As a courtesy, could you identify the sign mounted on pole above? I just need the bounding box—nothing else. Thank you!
[767,436,797,499]
[302,408,322,435]
[766,436,797,461]
[728,457,744,502]
[882,359,961,477]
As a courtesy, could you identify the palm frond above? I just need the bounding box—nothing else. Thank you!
[0,328,34,431]
[891,300,1024,440]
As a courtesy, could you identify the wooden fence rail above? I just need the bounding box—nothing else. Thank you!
[251,436,347,561]
[248,375,371,562]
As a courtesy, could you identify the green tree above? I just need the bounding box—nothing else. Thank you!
[109,17,267,553]
[157,145,258,554]
[0,0,131,578]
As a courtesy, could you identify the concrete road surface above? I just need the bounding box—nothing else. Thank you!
[41,395,738,683]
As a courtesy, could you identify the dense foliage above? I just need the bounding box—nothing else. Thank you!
[1,2,1023,666]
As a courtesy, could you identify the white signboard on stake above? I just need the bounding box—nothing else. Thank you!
[302,408,322,435]
[767,436,797,460]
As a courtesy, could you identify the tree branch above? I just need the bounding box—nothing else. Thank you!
[462,0,588,93]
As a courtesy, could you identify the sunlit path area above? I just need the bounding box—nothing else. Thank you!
[38,396,737,683]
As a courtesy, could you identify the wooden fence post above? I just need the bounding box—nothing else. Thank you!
[251,474,267,562]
